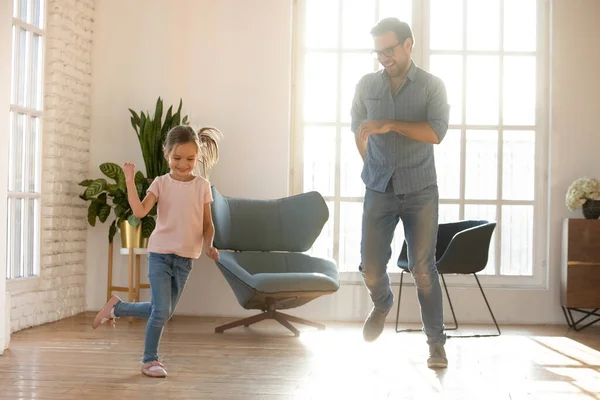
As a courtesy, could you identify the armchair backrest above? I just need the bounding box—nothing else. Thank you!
[436,220,496,274]
[210,186,329,252]
[398,220,496,274]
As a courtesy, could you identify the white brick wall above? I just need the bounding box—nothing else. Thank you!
[9,0,94,333]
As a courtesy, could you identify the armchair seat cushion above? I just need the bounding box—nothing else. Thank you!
[218,251,339,293]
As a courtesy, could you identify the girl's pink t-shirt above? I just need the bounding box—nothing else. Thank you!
[146,174,213,259]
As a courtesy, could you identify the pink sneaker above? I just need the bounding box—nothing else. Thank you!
[141,361,167,378]
[92,295,120,329]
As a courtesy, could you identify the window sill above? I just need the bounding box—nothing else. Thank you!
[338,271,547,290]
[6,276,40,294]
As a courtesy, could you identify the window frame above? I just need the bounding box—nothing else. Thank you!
[290,0,550,288]
[6,0,46,284]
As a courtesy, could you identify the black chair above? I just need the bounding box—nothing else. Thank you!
[394,220,501,338]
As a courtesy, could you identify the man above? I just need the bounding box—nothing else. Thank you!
[350,17,450,369]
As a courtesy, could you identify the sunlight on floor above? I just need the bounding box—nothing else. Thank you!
[293,328,600,399]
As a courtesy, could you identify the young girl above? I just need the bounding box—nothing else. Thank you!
[92,125,221,378]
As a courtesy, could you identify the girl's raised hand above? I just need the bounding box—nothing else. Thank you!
[123,162,136,184]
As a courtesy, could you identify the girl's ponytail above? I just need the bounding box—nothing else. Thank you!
[197,127,222,171]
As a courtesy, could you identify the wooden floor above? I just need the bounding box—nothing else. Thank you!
[0,313,599,400]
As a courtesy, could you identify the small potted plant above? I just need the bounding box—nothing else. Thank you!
[565,177,600,219]
[79,162,156,247]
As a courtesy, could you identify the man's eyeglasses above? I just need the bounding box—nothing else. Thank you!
[371,42,402,59]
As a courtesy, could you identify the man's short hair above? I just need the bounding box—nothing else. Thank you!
[370,17,414,46]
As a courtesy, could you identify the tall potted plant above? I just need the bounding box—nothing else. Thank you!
[129,97,189,180]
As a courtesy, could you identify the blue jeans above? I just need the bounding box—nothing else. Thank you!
[113,252,193,363]
[360,183,446,345]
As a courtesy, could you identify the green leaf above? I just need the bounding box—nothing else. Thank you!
[87,202,98,227]
[99,162,120,180]
[108,220,117,243]
[114,203,127,218]
[106,184,119,196]
[100,162,125,187]
[141,216,156,238]
[84,179,107,197]
[127,214,141,227]
[113,190,126,206]
[172,100,182,126]
[134,171,145,186]
[97,192,107,204]
[162,106,173,136]
[142,117,155,177]
[154,97,163,135]
[129,109,140,132]
[78,179,93,187]
[98,203,111,223]
[182,115,188,125]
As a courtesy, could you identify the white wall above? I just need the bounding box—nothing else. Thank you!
[0,0,13,351]
[87,0,600,325]
[87,0,294,314]
[547,0,600,318]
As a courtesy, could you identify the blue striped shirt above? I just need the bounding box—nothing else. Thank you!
[350,61,450,195]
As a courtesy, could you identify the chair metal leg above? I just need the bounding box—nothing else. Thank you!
[215,301,324,337]
[215,311,272,333]
[447,274,501,339]
[394,269,404,332]
[440,274,458,331]
[273,313,300,337]
[395,270,422,333]
[276,311,326,330]
[395,270,459,333]
[563,307,600,331]
[562,306,574,328]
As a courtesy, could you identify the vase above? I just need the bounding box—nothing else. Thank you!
[119,220,149,248]
[582,199,600,219]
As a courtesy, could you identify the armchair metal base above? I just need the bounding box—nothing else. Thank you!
[395,270,501,338]
[215,299,325,337]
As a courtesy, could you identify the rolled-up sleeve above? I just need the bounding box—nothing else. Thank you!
[350,77,367,134]
[427,77,451,142]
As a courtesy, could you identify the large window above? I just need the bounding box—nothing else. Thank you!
[292,0,546,284]
[6,0,45,280]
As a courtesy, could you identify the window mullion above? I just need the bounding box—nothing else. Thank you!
[332,0,344,266]
[22,115,32,279]
[12,18,44,36]
[411,0,425,66]
[23,3,32,287]
[495,0,506,276]
[7,199,13,280]
[459,0,467,221]
[11,25,19,105]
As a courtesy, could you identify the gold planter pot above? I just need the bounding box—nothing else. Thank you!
[119,220,149,249]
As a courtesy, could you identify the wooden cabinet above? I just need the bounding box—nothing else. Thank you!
[561,218,600,330]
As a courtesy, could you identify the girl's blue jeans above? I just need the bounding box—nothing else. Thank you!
[113,252,192,363]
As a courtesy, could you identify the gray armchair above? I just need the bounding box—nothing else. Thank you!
[210,187,340,336]
[395,220,500,338]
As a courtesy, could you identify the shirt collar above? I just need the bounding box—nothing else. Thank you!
[381,60,417,82]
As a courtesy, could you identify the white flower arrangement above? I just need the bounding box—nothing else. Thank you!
[565,177,600,211]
